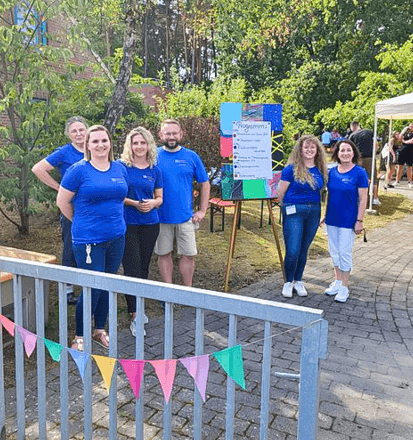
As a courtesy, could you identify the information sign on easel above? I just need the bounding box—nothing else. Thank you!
[219,103,285,291]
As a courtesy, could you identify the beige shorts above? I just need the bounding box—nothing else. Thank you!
[154,219,198,256]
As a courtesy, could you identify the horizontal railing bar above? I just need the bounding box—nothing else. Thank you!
[0,257,323,326]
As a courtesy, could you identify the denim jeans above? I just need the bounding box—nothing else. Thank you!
[282,203,321,283]
[73,235,125,336]
[122,224,160,314]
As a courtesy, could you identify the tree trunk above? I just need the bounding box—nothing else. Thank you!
[143,12,148,77]
[19,162,30,235]
[182,17,189,83]
[165,0,171,86]
[191,29,196,84]
[103,6,140,136]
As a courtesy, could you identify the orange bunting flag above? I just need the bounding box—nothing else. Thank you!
[119,359,146,399]
[92,355,117,393]
[0,314,15,337]
[17,326,37,358]
[149,359,178,403]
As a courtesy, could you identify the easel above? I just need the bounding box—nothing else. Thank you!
[223,199,286,292]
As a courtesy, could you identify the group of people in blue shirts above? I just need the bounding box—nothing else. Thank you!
[32,117,210,351]
[278,135,368,303]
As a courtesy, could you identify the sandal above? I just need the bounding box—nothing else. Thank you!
[92,330,109,349]
[71,337,84,352]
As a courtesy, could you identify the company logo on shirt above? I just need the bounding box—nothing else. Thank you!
[143,175,154,181]
[111,178,124,183]
[175,159,188,165]
[342,177,353,184]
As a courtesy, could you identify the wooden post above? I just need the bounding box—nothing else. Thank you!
[223,201,242,292]
[267,200,286,281]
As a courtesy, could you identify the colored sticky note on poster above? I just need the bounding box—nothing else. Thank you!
[263,104,283,132]
[242,180,267,199]
[220,137,233,157]
[220,103,242,136]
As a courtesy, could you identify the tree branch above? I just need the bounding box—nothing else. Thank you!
[0,204,22,230]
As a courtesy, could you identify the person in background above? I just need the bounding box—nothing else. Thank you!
[321,129,332,149]
[323,140,368,303]
[394,123,413,187]
[278,135,328,298]
[154,119,210,287]
[384,131,402,189]
[348,121,380,206]
[32,116,88,305]
[57,125,128,351]
[119,127,163,336]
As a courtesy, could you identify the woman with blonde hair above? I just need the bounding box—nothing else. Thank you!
[119,127,163,336]
[57,125,128,350]
[278,135,328,298]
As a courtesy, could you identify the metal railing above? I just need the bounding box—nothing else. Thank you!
[0,256,328,440]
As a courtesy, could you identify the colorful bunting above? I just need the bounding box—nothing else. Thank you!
[119,359,146,399]
[43,338,63,362]
[149,359,178,403]
[2,315,251,403]
[93,355,117,393]
[69,349,90,383]
[17,326,37,358]
[0,313,15,336]
[213,345,246,389]
[180,355,209,401]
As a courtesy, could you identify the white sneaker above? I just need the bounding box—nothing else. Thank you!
[130,318,146,336]
[335,286,349,303]
[282,282,293,298]
[294,281,308,297]
[408,182,413,188]
[325,280,342,296]
[372,198,381,206]
[393,181,400,187]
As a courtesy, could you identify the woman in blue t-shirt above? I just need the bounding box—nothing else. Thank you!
[278,135,328,298]
[57,125,128,351]
[323,140,368,303]
[119,127,163,336]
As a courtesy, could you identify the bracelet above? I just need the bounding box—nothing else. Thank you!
[357,219,363,222]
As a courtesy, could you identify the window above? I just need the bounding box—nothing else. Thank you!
[14,3,47,46]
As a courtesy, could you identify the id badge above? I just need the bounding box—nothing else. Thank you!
[285,205,296,215]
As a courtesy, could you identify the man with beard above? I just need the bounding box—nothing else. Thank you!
[154,119,210,287]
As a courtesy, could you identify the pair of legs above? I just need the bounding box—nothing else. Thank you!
[396,164,412,182]
[395,146,413,182]
[282,203,321,283]
[155,220,197,287]
[60,214,77,303]
[358,157,379,199]
[326,225,355,286]
[122,223,160,314]
[72,235,125,338]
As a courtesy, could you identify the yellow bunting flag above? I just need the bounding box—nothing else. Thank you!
[92,355,117,393]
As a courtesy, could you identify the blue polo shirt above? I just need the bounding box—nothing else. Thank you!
[325,165,369,229]
[157,147,208,224]
[118,161,163,225]
[45,143,84,179]
[61,160,128,244]
[281,164,324,204]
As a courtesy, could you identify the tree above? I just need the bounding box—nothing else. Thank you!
[0,0,76,234]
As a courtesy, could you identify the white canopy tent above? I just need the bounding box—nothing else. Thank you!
[370,92,413,211]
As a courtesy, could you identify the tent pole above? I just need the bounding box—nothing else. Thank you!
[386,118,393,187]
[367,116,379,214]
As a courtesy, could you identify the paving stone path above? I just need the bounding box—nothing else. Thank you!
[3,184,413,439]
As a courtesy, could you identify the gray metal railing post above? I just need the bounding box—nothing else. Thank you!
[193,308,205,440]
[297,319,328,440]
[0,277,4,439]
[260,321,272,439]
[58,282,69,440]
[108,290,118,439]
[225,314,237,440]
[35,279,47,439]
[164,302,174,439]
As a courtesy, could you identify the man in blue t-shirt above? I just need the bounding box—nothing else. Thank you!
[31,116,88,305]
[154,119,210,287]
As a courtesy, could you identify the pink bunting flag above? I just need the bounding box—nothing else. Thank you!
[180,355,209,401]
[17,326,37,358]
[0,314,15,337]
[119,359,146,399]
[149,359,178,403]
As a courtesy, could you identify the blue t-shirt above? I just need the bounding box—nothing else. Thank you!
[118,161,163,225]
[157,147,209,224]
[46,143,84,179]
[325,165,369,229]
[61,160,128,244]
[281,164,324,204]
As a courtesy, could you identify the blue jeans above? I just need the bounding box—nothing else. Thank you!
[73,235,125,336]
[282,203,321,283]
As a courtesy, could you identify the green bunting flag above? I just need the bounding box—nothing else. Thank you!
[43,338,64,362]
[213,345,246,389]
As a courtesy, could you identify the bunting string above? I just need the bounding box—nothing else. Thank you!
[0,313,322,402]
